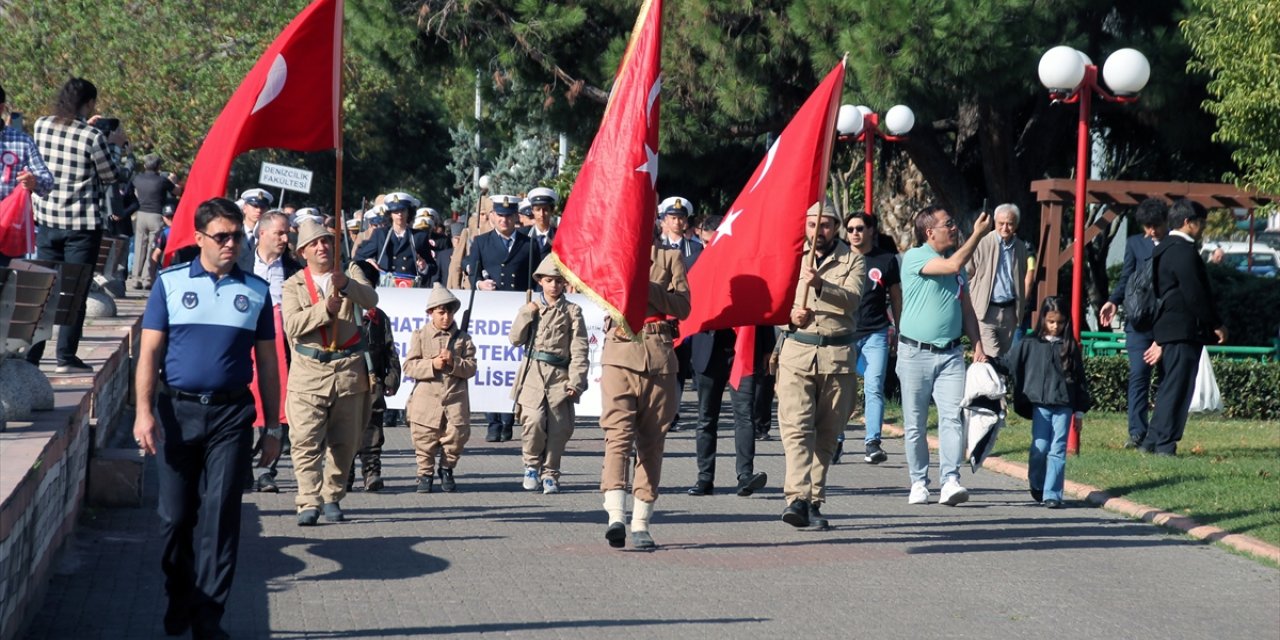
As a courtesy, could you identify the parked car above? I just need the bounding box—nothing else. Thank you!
[1201,241,1279,277]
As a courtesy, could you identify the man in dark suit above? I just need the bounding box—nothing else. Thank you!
[466,195,534,441]
[523,187,558,266]
[1142,199,1226,456]
[1099,198,1168,449]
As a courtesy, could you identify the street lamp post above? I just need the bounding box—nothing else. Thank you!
[1037,45,1151,342]
[836,104,915,215]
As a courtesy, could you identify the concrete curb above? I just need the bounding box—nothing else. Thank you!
[880,424,1280,564]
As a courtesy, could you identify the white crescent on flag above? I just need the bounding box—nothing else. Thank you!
[252,54,288,115]
[750,133,782,192]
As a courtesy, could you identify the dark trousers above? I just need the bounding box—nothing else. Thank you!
[486,412,515,439]
[156,392,255,630]
[1124,330,1158,441]
[731,373,775,437]
[26,226,102,365]
[1146,341,1199,454]
[359,397,386,475]
[694,371,757,483]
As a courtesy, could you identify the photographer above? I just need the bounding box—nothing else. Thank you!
[27,77,133,374]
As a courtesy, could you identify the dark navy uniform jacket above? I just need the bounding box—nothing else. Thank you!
[465,229,534,291]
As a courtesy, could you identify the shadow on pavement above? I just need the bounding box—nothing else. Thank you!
[266,616,766,638]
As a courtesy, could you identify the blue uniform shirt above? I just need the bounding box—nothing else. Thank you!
[142,260,274,392]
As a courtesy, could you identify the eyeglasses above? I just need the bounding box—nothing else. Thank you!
[847,225,867,234]
[198,230,242,246]
[931,219,957,230]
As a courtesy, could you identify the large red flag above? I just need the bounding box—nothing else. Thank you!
[679,60,845,385]
[552,0,662,335]
[166,0,343,262]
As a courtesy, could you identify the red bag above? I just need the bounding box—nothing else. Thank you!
[0,184,35,257]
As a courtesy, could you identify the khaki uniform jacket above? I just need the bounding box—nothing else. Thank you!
[601,245,691,375]
[403,323,478,426]
[967,231,1029,325]
[779,241,866,374]
[509,298,590,408]
[282,263,379,397]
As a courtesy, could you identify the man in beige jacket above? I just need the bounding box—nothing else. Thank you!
[510,256,589,494]
[777,201,865,530]
[966,203,1030,357]
[282,220,379,526]
[600,244,690,550]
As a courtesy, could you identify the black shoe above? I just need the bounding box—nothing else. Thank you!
[321,502,344,522]
[485,430,501,442]
[864,439,888,464]
[668,422,683,433]
[163,597,190,636]
[1030,488,1043,503]
[416,475,434,493]
[687,481,714,496]
[631,530,656,549]
[1044,499,1064,509]
[831,441,844,465]
[54,357,93,374]
[255,472,278,493]
[782,499,811,528]
[606,522,626,548]
[297,508,320,526]
[364,472,384,492]
[439,467,457,492]
[736,472,767,497]
[756,431,772,441]
[808,502,830,530]
[500,427,514,442]
[1123,435,1143,449]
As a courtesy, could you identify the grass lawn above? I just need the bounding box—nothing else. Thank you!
[872,403,1280,548]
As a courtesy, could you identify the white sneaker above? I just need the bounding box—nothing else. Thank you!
[542,477,560,494]
[522,467,539,491]
[939,479,970,506]
[908,481,929,505]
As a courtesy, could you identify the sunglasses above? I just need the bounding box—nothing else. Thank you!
[198,230,243,246]
[847,225,867,234]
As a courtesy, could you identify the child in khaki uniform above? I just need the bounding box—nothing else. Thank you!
[509,256,590,494]
[403,284,477,493]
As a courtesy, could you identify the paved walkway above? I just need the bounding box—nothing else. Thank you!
[25,404,1280,639]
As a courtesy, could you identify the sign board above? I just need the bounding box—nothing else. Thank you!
[376,288,608,416]
[258,162,313,193]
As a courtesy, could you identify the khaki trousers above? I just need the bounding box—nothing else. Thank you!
[409,414,471,477]
[286,390,368,511]
[979,303,1019,357]
[599,365,677,503]
[520,399,576,480]
[777,364,857,506]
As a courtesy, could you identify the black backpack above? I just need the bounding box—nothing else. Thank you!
[363,307,402,395]
[1124,256,1158,332]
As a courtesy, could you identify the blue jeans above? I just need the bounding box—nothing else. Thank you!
[1123,330,1156,442]
[1030,405,1071,501]
[896,341,966,487]
[855,330,889,443]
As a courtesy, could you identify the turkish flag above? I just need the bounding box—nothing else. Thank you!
[165,0,343,263]
[682,60,845,382]
[552,0,662,335]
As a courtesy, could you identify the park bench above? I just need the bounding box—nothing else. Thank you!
[0,261,61,358]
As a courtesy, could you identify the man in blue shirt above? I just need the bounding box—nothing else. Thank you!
[133,198,280,640]
[897,205,990,507]
[0,83,56,265]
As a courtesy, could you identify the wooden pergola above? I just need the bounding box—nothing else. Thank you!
[1030,179,1277,319]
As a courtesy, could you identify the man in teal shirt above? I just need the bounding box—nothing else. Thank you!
[897,205,990,506]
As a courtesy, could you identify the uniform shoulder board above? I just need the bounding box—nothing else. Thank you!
[158,261,190,275]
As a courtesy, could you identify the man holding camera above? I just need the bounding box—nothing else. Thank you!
[27,77,132,374]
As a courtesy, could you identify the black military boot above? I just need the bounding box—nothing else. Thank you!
[439,467,457,492]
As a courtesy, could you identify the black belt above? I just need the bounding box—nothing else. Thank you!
[295,341,366,363]
[899,335,962,353]
[783,331,855,347]
[159,382,250,406]
[528,349,570,368]
[990,299,1017,308]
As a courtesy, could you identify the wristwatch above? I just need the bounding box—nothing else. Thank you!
[265,426,284,439]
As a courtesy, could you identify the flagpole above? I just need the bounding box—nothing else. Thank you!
[329,0,346,351]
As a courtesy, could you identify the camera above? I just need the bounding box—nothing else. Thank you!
[95,117,120,134]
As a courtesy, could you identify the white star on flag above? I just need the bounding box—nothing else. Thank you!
[636,144,659,188]
[712,208,743,246]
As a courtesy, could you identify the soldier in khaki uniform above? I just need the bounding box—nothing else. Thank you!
[600,244,691,550]
[282,220,379,526]
[777,200,865,530]
[509,256,589,494]
[403,284,478,493]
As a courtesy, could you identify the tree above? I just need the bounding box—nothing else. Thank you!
[1182,0,1280,194]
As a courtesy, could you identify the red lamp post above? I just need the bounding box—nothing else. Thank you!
[1037,46,1152,342]
[836,104,915,215]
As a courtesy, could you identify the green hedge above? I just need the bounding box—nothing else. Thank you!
[1084,355,1280,420]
